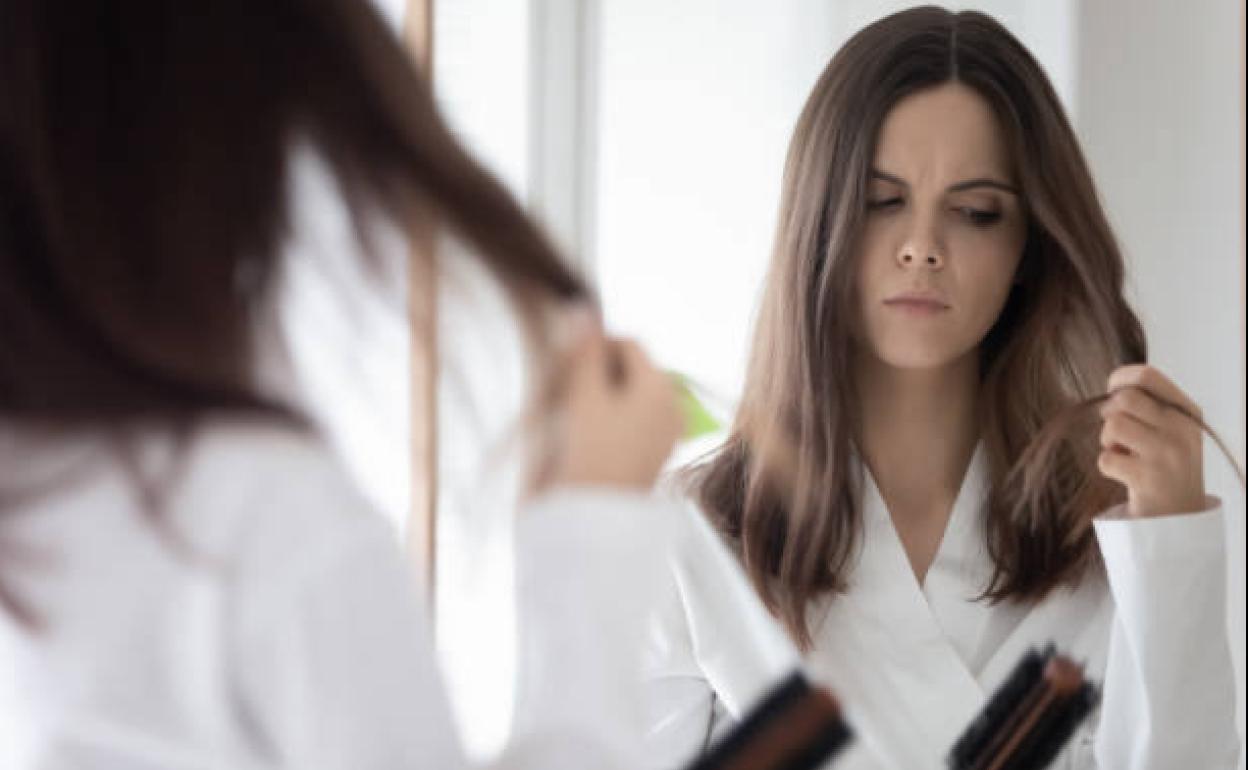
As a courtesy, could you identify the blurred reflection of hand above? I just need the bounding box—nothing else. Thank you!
[541,315,684,492]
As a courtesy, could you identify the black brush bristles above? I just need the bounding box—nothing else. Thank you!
[998,681,1099,770]
[947,645,1099,770]
[949,647,1051,768]
[690,672,810,769]
[688,671,853,770]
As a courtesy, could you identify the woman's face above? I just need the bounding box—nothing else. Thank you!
[854,82,1027,372]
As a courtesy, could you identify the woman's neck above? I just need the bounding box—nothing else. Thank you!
[854,350,981,511]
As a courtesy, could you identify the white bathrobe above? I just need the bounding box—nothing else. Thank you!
[0,142,678,769]
[0,423,676,770]
[644,445,1240,769]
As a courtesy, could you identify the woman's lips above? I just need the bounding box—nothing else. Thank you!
[883,292,951,314]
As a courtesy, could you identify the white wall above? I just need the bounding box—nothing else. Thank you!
[595,0,843,409]
[435,0,531,199]
[433,248,528,762]
[1075,0,1246,760]
[432,0,532,761]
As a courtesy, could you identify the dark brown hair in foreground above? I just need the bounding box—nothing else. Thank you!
[0,0,588,621]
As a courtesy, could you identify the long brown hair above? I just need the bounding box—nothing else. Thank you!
[688,6,1146,648]
[0,1,587,618]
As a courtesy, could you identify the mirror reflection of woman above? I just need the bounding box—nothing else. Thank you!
[645,8,1240,769]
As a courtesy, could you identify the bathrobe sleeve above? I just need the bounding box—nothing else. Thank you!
[1092,501,1241,769]
[643,560,735,768]
[506,488,681,769]
[232,479,678,770]
[642,500,804,769]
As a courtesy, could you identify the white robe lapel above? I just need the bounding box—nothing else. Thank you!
[977,571,1111,702]
[921,446,1029,677]
[921,445,1112,698]
[804,447,991,769]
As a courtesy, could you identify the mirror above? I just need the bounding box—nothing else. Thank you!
[431,2,1245,763]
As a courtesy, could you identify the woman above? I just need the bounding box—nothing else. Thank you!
[0,1,682,768]
[644,7,1240,769]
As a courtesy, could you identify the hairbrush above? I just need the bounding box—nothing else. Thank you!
[948,645,1099,770]
[687,671,852,770]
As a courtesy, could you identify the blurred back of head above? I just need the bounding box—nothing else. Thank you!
[0,0,586,430]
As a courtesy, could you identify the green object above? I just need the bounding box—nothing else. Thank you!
[671,372,722,441]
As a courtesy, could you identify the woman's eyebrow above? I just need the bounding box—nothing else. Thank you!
[947,177,1019,195]
[869,168,1019,196]
[869,169,908,186]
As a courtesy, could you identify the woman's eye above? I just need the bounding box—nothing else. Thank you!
[867,197,903,212]
[956,207,1003,226]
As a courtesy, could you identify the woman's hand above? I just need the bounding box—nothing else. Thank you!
[537,316,684,492]
[1098,364,1207,518]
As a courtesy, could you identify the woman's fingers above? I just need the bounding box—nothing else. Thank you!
[568,332,609,392]
[543,333,682,492]
[605,338,647,386]
[1099,364,1207,517]
[1099,411,1159,457]
[1104,367,1204,454]
[1107,364,1201,421]
[1099,385,1167,430]
[1096,444,1137,488]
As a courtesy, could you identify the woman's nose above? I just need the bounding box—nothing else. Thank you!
[897,245,944,270]
[895,208,946,270]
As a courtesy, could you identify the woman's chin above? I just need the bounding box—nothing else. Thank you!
[871,342,972,373]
